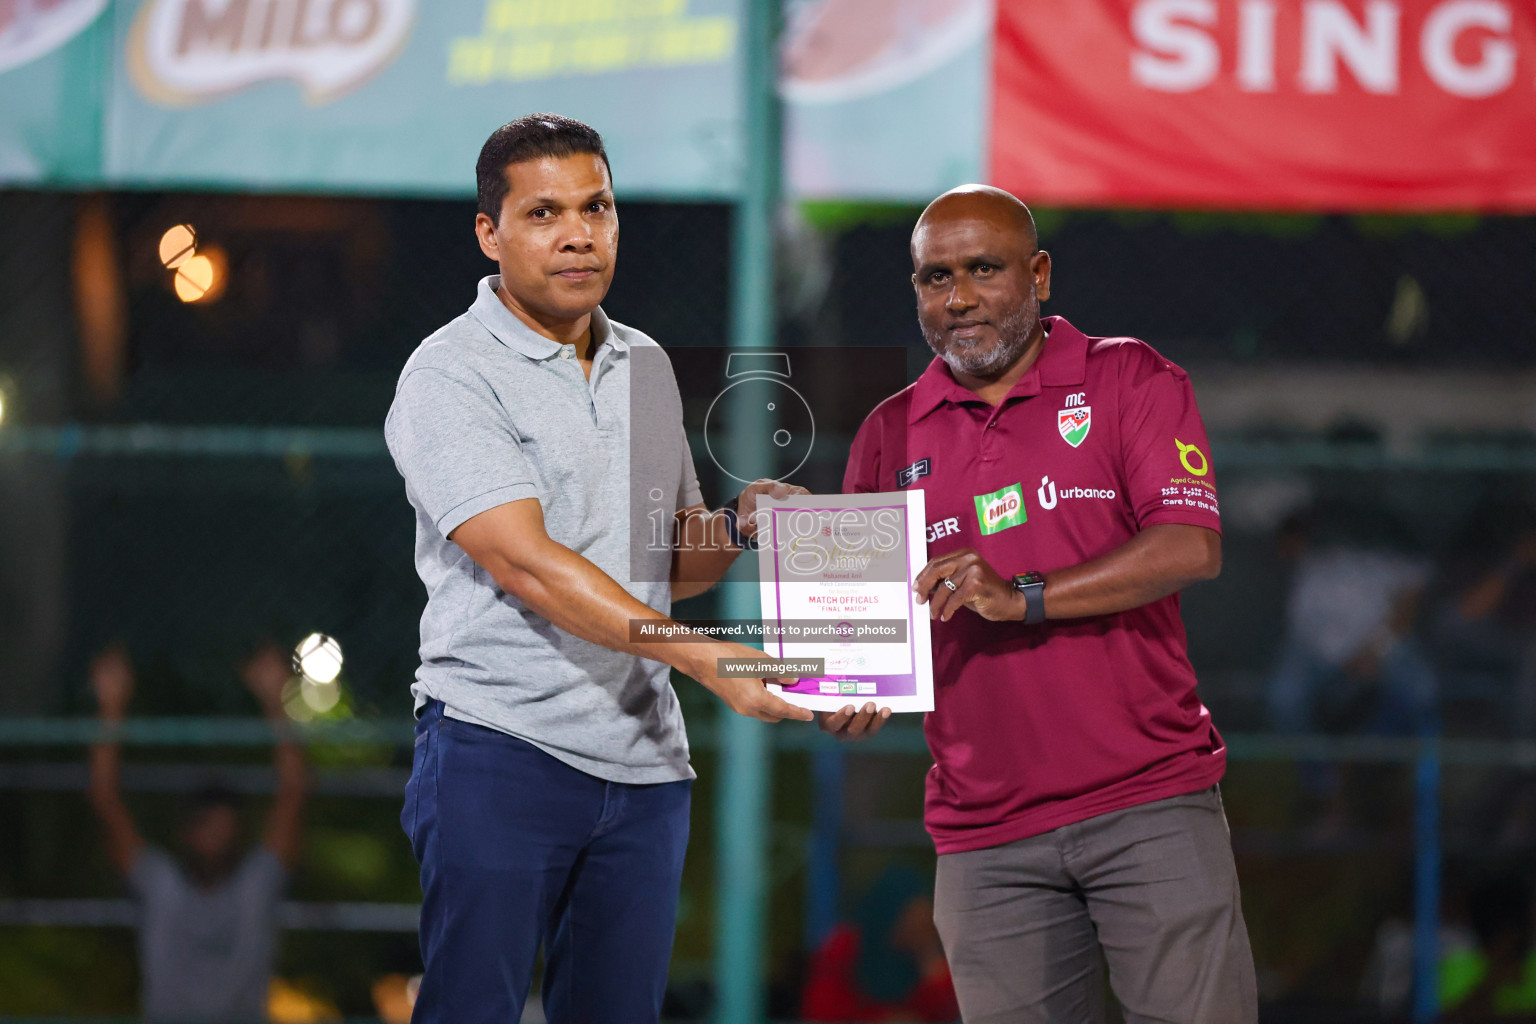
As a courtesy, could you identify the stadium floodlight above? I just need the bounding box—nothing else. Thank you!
[158,224,197,269]
[174,253,217,303]
[293,633,344,684]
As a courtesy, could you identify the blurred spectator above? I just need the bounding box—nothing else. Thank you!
[88,644,307,1023]
[1429,499,1536,735]
[1360,914,1477,1020]
[1359,869,1480,1019]
[801,866,959,1023]
[1441,874,1536,1022]
[1267,504,1438,740]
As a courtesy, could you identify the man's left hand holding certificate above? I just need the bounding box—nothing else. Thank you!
[755,492,934,732]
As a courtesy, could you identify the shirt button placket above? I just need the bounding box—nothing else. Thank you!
[980,416,1000,462]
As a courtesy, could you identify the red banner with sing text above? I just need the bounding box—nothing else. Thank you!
[990,0,1536,210]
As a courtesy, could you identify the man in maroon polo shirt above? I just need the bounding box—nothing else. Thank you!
[827,185,1256,1023]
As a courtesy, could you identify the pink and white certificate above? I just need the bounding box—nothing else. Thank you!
[756,491,934,713]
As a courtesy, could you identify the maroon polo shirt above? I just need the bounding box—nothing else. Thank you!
[843,316,1226,854]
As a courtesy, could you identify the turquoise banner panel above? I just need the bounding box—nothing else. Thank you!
[0,1,112,183]
[781,0,990,200]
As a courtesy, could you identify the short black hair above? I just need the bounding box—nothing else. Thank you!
[476,113,611,223]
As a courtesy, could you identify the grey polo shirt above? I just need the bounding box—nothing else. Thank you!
[385,276,702,783]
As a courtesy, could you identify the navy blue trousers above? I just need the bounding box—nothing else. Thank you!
[402,701,692,1024]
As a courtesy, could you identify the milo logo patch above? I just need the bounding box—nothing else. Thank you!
[974,483,1026,535]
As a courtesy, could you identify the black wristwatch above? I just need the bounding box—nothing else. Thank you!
[1012,571,1047,624]
[722,494,758,551]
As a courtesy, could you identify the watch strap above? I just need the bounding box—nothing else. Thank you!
[722,497,757,551]
[1012,572,1047,625]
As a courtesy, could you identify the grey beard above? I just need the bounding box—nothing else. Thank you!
[923,306,1034,379]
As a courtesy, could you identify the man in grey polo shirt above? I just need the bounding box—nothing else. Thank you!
[385,114,814,1024]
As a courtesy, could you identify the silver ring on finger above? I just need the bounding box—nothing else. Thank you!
[942,577,958,592]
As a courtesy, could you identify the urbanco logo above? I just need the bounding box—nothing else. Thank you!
[129,0,416,106]
[1037,476,1116,510]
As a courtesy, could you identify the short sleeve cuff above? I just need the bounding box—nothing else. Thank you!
[678,482,704,511]
[437,482,541,538]
[1139,509,1223,535]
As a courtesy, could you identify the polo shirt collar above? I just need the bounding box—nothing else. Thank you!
[908,316,1088,424]
[909,358,979,423]
[470,275,627,361]
[1035,315,1088,388]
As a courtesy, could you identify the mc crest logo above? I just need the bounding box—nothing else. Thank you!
[1058,406,1091,448]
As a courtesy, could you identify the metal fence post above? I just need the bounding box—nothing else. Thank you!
[714,1,783,1022]
[1412,736,1442,1024]
[805,745,846,950]
[716,656,772,1024]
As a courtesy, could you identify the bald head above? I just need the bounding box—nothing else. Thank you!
[912,185,1037,261]
[909,184,1051,383]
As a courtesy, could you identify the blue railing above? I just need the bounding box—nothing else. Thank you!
[5,424,1536,474]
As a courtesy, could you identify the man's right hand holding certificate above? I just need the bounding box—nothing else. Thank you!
[690,639,824,724]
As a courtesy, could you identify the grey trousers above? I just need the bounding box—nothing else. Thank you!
[933,787,1257,1024]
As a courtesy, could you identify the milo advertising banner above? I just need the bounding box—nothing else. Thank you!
[0,0,987,199]
[0,0,745,195]
[110,0,741,195]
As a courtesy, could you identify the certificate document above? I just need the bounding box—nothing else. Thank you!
[756,491,934,713]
